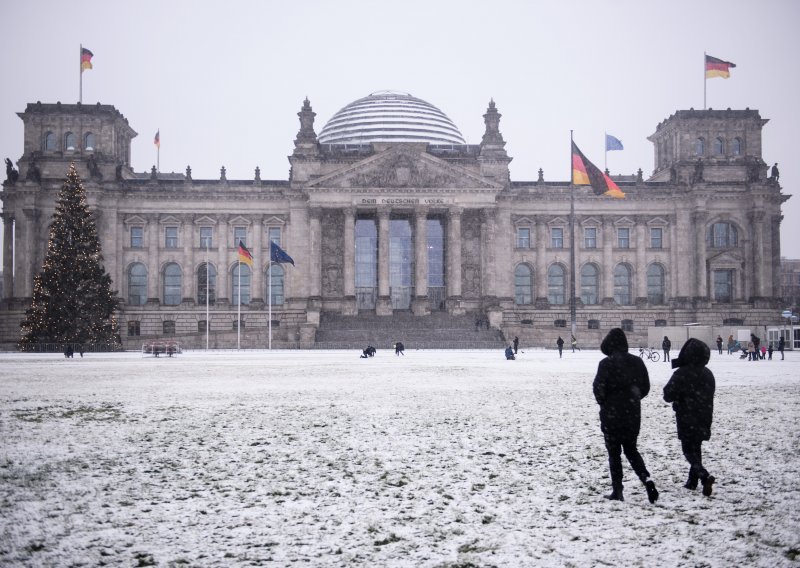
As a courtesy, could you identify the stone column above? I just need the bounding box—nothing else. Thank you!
[412,207,429,316]
[18,209,37,298]
[3,215,13,298]
[480,210,496,300]
[494,203,513,301]
[342,207,356,314]
[147,215,159,303]
[601,217,614,303]
[693,212,708,299]
[376,208,392,315]
[182,216,194,302]
[668,215,679,303]
[217,216,228,303]
[535,216,547,302]
[309,208,322,300]
[751,211,765,298]
[635,218,647,303]
[445,207,464,315]
[251,216,263,304]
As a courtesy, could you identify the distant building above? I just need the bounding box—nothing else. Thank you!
[780,257,800,311]
[0,93,790,348]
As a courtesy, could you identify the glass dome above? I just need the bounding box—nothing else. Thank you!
[318,91,466,145]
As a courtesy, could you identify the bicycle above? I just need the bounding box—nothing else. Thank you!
[639,346,660,362]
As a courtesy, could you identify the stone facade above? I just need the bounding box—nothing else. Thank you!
[0,98,789,349]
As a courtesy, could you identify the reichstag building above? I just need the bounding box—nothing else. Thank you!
[0,91,788,349]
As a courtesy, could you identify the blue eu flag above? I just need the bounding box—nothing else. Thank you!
[270,240,295,266]
[605,134,624,151]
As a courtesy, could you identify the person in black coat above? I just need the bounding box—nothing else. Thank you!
[592,328,659,503]
[513,336,519,355]
[778,336,785,360]
[394,342,405,356]
[556,336,564,358]
[663,338,716,496]
[662,336,671,363]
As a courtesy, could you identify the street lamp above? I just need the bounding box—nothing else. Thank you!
[782,310,797,351]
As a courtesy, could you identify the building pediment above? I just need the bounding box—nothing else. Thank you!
[123,215,146,226]
[708,250,744,265]
[306,147,502,190]
[227,215,251,226]
[194,215,217,226]
[647,216,670,226]
[580,216,602,226]
[614,216,635,227]
[159,215,182,225]
[263,215,286,227]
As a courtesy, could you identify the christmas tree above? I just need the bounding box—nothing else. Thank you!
[19,163,121,350]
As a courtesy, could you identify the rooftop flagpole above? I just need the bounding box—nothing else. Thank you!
[704,51,707,110]
[237,256,241,351]
[205,242,209,350]
[79,44,82,104]
[268,262,273,350]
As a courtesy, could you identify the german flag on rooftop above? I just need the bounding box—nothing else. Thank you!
[572,142,625,199]
[705,54,736,79]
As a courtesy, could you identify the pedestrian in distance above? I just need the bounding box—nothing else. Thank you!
[747,339,755,361]
[571,334,580,353]
[778,336,785,360]
[760,345,767,360]
[751,334,761,361]
[592,328,659,504]
[715,335,723,355]
[662,336,671,363]
[556,336,564,358]
[513,336,519,355]
[727,334,735,355]
[505,345,515,360]
[663,338,716,497]
[394,342,405,356]
[768,343,773,360]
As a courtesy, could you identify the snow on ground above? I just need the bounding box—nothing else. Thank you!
[0,347,798,567]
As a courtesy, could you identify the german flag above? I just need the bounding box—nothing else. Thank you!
[80,47,93,72]
[705,54,736,79]
[572,142,625,198]
[238,241,253,267]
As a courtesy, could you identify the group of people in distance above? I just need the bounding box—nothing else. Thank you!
[594,328,716,503]
[360,342,404,358]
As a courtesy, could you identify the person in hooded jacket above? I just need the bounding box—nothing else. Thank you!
[593,328,659,503]
[663,338,716,496]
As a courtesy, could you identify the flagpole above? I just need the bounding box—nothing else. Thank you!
[604,132,607,172]
[569,130,577,341]
[268,263,273,350]
[205,242,209,351]
[79,44,83,104]
[237,259,241,351]
[703,52,707,110]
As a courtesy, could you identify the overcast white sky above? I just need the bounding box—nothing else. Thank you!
[2,0,798,258]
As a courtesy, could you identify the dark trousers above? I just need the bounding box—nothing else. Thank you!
[663,349,670,362]
[604,436,650,491]
[681,438,709,486]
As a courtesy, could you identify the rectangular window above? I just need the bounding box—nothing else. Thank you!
[584,227,597,249]
[200,227,212,249]
[130,226,143,248]
[165,226,178,248]
[551,227,564,249]
[233,226,247,247]
[713,269,734,302]
[127,321,140,336]
[617,227,630,248]
[268,227,281,246]
[650,228,663,249]
[516,227,531,249]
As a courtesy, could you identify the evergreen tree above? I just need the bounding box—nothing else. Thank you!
[19,164,121,350]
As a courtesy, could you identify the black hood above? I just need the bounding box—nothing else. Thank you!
[601,328,628,356]
[671,338,710,368]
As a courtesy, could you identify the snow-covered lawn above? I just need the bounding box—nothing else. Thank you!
[1,348,798,566]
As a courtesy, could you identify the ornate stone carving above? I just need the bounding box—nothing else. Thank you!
[349,155,461,188]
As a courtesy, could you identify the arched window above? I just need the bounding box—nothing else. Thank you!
[232,264,251,305]
[613,263,632,305]
[714,137,724,155]
[163,321,176,335]
[65,132,77,151]
[197,263,216,305]
[547,264,566,305]
[580,263,599,305]
[695,137,705,155]
[84,132,95,151]
[514,264,533,305]
[647,264,665,305]
[128,263,147,306]
[267,264,285,305]
[44,132,56,151]
[163,263,182,305]
[732,137,742,155]
[709,222,738,248]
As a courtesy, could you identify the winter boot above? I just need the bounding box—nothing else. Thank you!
[701,475,715,497]
[645,479,659,504]
[685,469,699,490]
[604,489,624,501]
